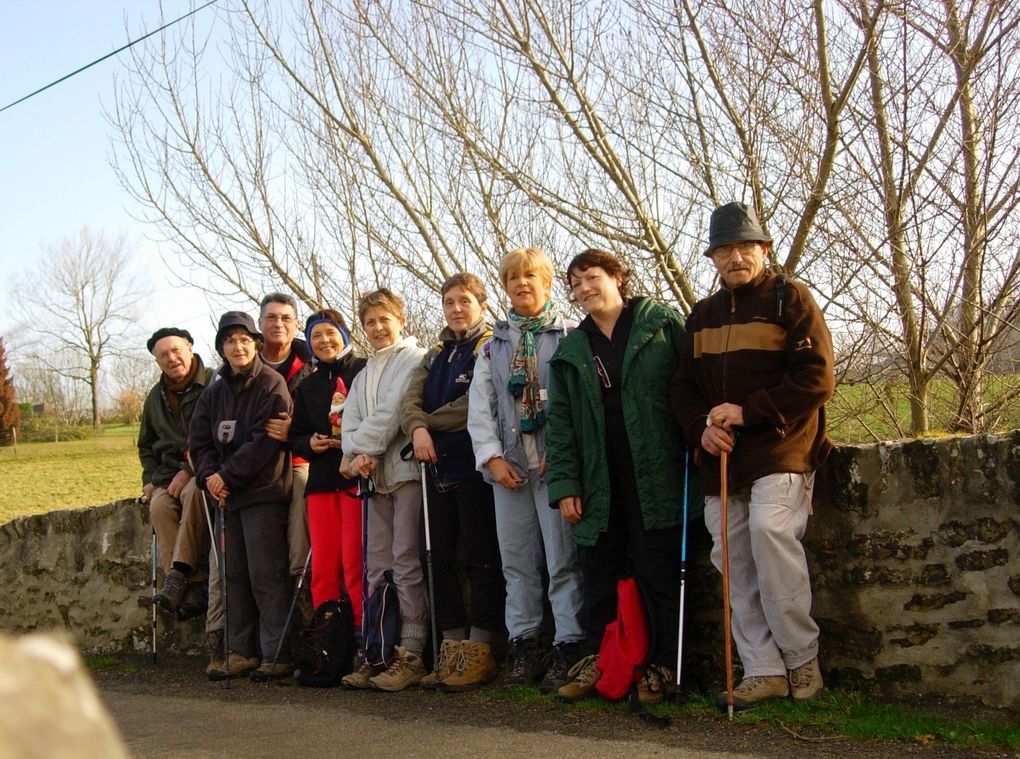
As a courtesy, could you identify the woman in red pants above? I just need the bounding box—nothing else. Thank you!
[290,309,368,629]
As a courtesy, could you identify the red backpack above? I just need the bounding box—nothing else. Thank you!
[595,577,650,700]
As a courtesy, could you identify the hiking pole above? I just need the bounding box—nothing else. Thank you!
[720,450,734,721]
[266,547,311,688]
[420,462,440,675]
[359,477,373,649]
[675,448,690,703]
[216,498,231,690]
[147,501,158,666]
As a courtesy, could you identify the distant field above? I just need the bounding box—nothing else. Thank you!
[0,425,141,525]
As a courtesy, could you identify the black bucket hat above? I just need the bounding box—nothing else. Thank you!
[214,311,261,356]
[705,202,772,256]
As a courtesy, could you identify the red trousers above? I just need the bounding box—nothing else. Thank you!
[305,490,363,626]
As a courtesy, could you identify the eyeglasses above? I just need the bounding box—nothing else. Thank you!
[594,355,612,389]
[262,314,295,324]
[223,336,255,348]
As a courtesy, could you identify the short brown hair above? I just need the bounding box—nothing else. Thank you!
[565,249,632,301]
[357,288,405,324]
[498,247,554,290]
[440,273,488,304]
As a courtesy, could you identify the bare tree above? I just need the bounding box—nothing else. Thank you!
[11,227,146,430]
[109,0,1020,439]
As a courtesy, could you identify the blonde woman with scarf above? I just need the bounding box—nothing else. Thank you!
[467,248,585,692]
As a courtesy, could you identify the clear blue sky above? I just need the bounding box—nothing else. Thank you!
[0,1,220,356]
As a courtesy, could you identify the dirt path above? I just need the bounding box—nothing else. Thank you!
[94,655,1000,759]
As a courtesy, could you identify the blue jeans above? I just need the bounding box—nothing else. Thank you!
[492,474,584,643]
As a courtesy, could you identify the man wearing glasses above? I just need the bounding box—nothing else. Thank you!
[258,293,316,597]
[670,202,835,710]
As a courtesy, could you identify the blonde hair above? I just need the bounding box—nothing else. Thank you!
[357,287,405,324]
[498,247,554,290]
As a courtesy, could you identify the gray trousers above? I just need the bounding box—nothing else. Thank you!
[366,481,427,626]
[704,472,819,677]
[218,500,290,660]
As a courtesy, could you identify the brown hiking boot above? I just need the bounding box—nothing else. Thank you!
[207,651,259,681]
[341,652,378,690]
[788,658,824,701]
[154,568,188,612]
[442,641,497,692]
[250,659,294,682]
[556,654,600,702]
[637,665,677,704]
[369,646,426,692]
[716,675,790,710]
[176,583,208,620]
[205,630,224,680]
[421,639,462,690]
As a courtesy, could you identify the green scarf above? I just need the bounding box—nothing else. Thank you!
[507,301,557,433]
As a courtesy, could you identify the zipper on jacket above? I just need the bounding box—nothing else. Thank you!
[722,290,735,402]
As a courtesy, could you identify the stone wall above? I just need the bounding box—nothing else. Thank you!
[0,499,205,656]
[1,431,1018,706]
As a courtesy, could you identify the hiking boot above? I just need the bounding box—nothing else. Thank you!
[369,646,426,692]
[176,583,208,620]
[539,641,580,693]
[637,664,678,704]
[788,658,824,701]
[341,652,378,690]
[207,651,259,681]
[205,630,225,680]
[502,636,544,687]
[421,639,462,690]
[716,675,790,710]
[250,659,294,682]
[442,641,497,692]
[556,654,601,702]
[154,568,188,612]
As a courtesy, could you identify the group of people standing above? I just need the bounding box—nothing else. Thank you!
[138,202,835,710]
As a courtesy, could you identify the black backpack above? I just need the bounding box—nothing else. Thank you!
[363,569,400,669]
[295,597,356,687]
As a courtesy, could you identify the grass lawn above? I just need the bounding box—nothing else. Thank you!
[0,424,141,525]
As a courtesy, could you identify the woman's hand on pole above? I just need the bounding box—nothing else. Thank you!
[412,427,438,463]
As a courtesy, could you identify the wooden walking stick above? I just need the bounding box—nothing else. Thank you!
[720,450,734,720]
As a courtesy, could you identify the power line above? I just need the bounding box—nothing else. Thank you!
[0,0,219,115]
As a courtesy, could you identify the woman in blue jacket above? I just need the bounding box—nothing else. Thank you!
[400,273,504,691]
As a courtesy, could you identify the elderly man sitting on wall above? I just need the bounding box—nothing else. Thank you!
[138,327,216,618]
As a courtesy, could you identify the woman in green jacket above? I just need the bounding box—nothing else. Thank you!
[546,248,688,704]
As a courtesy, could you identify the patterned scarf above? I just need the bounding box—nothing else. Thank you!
[507,300,557,433]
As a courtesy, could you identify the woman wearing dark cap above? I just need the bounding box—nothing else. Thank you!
[189,311,294,681]
[289,309,367,628]
[546,249,689,704]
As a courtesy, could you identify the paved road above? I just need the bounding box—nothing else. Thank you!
[102,690,755,759]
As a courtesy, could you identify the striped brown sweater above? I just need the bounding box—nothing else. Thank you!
[670,270,834,495]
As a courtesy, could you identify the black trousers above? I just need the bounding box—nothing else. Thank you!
[580,480,683,668]
[419,476,506,636]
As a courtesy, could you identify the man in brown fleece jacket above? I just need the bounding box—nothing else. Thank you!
[670,202,835,710]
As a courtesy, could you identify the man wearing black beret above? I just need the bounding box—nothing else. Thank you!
[139,327,215,618]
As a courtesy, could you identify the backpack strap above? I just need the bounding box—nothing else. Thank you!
[775,273,788,324]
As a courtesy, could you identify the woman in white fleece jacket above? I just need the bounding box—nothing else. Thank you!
[340,288,428,692]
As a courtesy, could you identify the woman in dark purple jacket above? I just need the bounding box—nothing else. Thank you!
[190,311,293,682]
